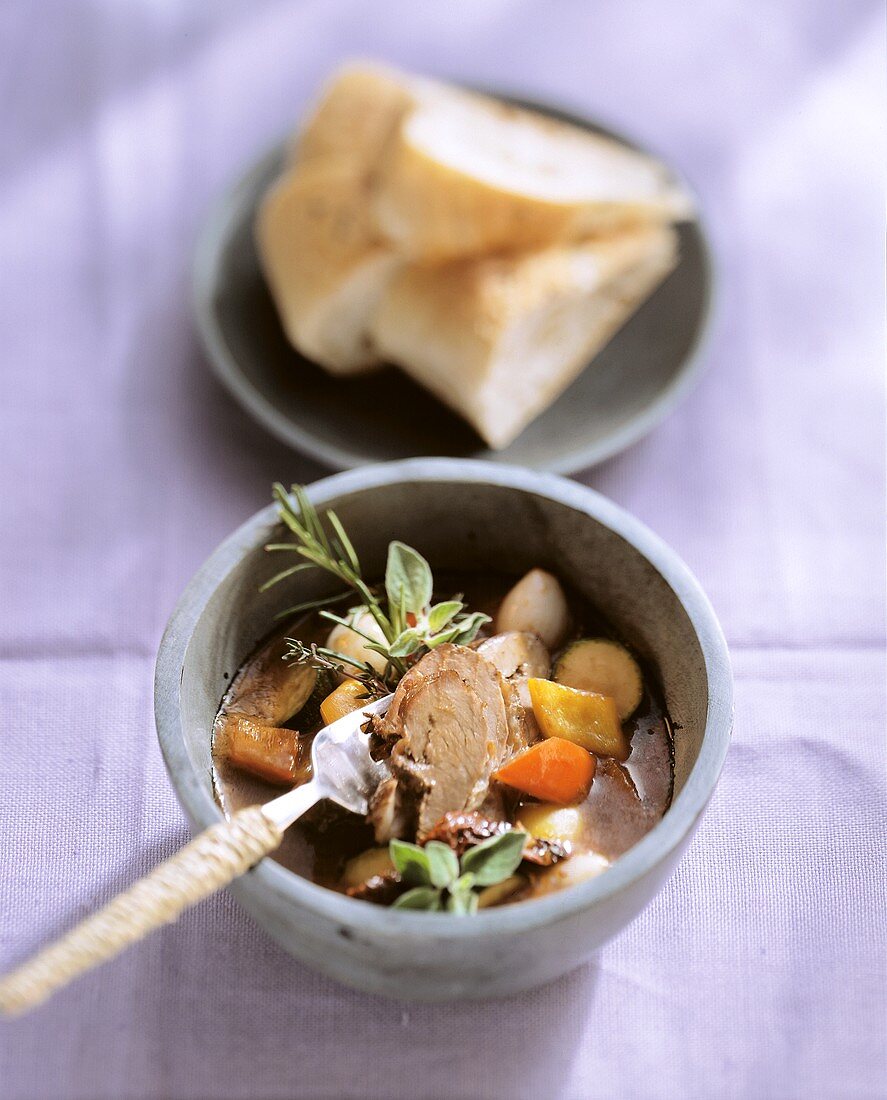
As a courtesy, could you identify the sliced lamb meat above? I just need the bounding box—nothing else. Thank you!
[476,632,550,706]
[366,776,411,842]
[476,631,549,744]
[367,644,519,840]
[475,785,513,824]
[423,811,571,866]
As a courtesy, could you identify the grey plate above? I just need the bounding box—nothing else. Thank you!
[193,95,715,473]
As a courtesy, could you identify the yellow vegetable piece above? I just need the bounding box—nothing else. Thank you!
[341,847,395,888]
[476,875,526,909]
[528,677,628,760]
[516,803,583,844]
[320,678,368,726]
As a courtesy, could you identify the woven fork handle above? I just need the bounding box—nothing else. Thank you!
[0,807,283,1017]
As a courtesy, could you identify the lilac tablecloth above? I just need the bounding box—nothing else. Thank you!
[2,2,884,1097]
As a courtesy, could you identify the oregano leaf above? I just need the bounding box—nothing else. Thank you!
[428,601,463,633]
[459,830,526,886]
[385,542,433,616]
[446,890,471,914]
[425,625,462,649]
[388,628,423,658]
[392,886,443,911]
[445,873,479,914]
[389,839,432,886]
[452,611,491,646]
[450,871,476,895]
[423,842,460,888]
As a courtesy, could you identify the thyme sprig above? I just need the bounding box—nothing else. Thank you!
[263,484,491,691]
[283,639,388,699]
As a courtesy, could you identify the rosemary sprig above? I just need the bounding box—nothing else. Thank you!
[264,484,492,692]
[269,483,393,639]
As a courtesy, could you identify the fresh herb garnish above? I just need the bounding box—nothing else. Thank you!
[264,484,491,691]
[282,639,389,699]
[388,832,526,913]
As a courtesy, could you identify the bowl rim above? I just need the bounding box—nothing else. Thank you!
[155,459,733,939]
[192,90,718,476]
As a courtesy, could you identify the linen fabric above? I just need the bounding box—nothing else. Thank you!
[1,2,883,1097]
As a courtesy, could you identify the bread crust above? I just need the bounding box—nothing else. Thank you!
[373,92,691,260]
[370,226,679,448]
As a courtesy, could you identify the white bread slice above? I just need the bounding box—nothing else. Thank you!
[374,91,692,260]
[370,225,678,448]
[291,62,423,177]
[255,165,400,374]
[261,63,424,373]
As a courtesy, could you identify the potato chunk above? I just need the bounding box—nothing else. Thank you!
[528,677,627,760]
[516,804,584,844]
[227,648,316,726]
[476,875,526,909]
[341,847,396,888]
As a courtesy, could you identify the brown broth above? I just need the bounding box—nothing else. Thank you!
[211,571,674,901]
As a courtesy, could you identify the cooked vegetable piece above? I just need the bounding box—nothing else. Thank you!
[476,875,526,909]
[554,638,643,720]
[320,677,368,725]
[528,677,627,760]
[227,648,317,725]
[530,850,610,896]
[215,715,310,786]
[495,569,569,649]
[326,609,390,675]
[493,737,595,804]
[516,803,583,844]
[341,846,396,888]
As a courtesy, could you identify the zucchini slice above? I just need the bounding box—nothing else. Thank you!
[554,639,643,720]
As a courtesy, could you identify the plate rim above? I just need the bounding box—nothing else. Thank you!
[192,94,718,474]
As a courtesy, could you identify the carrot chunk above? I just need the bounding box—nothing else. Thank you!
[493,737,596,805]
[216,715,311,786]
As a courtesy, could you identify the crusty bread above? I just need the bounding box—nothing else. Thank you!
[257,63,689,422]
[291,62,422,177]
[259,63,422,372]
[374,91,691,260]
[370,225,679,449]
[255,165,400,374]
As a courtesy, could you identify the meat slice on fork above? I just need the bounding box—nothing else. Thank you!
[367,643,531,841]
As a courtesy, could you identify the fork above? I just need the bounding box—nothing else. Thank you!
[0,695,392,1017]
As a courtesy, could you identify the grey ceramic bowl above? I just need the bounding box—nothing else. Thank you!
[155,460,732,1000]
[193,93,715,474]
